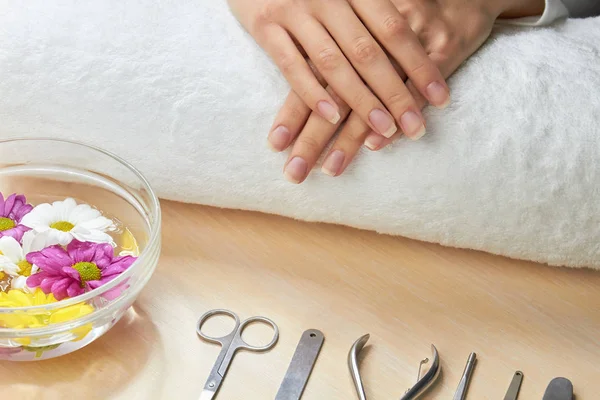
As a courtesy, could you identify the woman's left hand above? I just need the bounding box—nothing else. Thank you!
[270,0,545,183]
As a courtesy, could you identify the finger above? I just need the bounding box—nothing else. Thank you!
[365,52,458,150]
[405,52,458,109]
[321,112,374,177]
[268,59,329,152]
[268,91,312,152]
[283,87,352,184]
[314,1,427,140]
[285,16,399,139]
[350,1,451,110]
[259,24,342,124]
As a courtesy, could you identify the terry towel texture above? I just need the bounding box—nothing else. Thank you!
[0,1,599,269]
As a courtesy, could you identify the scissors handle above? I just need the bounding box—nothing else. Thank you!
[236,316,280,352]
[196,309,241,345]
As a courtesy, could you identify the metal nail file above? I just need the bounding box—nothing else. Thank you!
[542,377,574,400]
[503,371,524,400]
[453,352,477,400]
[275,329,324,400]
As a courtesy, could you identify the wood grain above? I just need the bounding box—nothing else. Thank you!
[2,200,599,399]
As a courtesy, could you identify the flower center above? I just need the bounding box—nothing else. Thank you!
[0,217,16,231]
[72,262,101,286]
[0,272,4,280]
[50,221,75,232]
[17,260,34,277]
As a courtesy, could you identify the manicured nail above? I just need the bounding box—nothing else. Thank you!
[284,157,308,184]
[321,150,345,177]
[364,134,385,151]
[369,109,397,138]
[400,111,426,140]
[267,126,290,152]
[317,100,341,124]
[426,82,450,109]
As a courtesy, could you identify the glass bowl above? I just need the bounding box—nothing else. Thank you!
[0,138,161,361]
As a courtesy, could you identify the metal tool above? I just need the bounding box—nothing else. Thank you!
[401,345,441,400]
[453,352,477,400]
[275,329,324,400]
[503,371,524,400]
[196,309,279,400]
[348,334,441,400]
[348,334,370,400]
[542,377,574,400]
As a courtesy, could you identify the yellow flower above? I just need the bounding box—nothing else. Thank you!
[0,289,94,347]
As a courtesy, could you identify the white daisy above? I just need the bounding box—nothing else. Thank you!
[0,232,48,292]
[20,198,116,247]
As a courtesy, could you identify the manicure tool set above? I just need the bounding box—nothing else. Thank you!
[196,308,576,399]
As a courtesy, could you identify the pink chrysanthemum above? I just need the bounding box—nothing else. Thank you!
[26,240,135,300]
[0,192,33,242]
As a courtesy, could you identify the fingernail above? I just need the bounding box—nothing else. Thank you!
[284,157,308,183]
[317,100,341,124]
[400,111,426,140]
[364,134,384,151]
[369,109,397,138]
[267,126,290,152]
[321,150,345,177]
[426,82,450,109]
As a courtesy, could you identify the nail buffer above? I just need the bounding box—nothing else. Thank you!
[275,329,324,400]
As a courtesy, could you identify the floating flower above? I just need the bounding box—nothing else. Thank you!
[0,231,56,290]
[26,240,135,300]
[0,192,33,242]
[21,198,115,247]
[0,288,94,349]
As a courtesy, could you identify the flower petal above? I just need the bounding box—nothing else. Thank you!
[0,255,20,276]
[0,236,24,263]
[66,282,84,298]
[27,245,72,274]
[62,266,82,281]
[26,271,48,288]
[71,228,114,245]
[77,215,115,232]
[20,203,56,229]
[69,204,102,225]
[50,278,73,300]
[66,240,97,263]
[54,198,77,222]
[39,277,56,294]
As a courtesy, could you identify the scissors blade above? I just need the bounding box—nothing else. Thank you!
[199,389,216,400]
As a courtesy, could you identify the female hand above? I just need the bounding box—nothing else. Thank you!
[269,0,545,183]
[227,0,450,140]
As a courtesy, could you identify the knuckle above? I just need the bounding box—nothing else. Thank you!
[277,53,296,74]
[296,135,321,153]
[410,62,427,76]
[345,123,370,142]
[315,47,342,71]
[351,36,380,65]
[382,15,409,39]
[255,1,285,25]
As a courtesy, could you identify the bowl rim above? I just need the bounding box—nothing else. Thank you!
[0,137,161,312]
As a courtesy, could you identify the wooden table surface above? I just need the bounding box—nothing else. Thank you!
[2,200,600,399]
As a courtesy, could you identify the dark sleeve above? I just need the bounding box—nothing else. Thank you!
[560,0,600,17]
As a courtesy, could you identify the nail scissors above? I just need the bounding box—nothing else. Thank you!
[196,309,279,400]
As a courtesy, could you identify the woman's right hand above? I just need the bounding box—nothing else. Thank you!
[227,0,450,139]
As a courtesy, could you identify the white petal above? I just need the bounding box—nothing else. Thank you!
[77,216,115,232]
[0,236,24,263]
[71,228,114,245]
[53,198,77,222]
[22,230,58,254]
[69,203,102,225]
[11,275,34,293]
[0,255,20,276]
[20,203,56,229]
